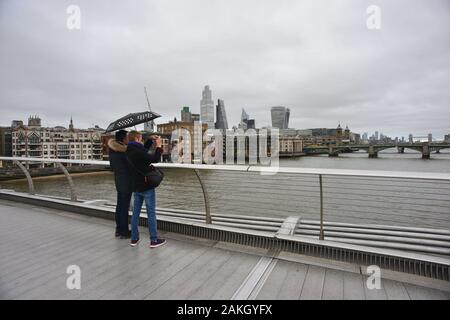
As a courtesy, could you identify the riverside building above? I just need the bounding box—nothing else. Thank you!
[11,116,103,167]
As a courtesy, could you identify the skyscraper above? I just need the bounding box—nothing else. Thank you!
[215,99,228,130]
[241,109,249,123]
[245,119,255,130]
[271,106,290,129]
[181,106,192,122]
[239,108,255,130]
[200,85,214,129]
[191,114,200,122]
[362,132,368,142]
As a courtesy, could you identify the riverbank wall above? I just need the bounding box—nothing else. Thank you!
[0,165,110,181]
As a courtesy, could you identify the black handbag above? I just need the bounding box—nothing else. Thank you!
[126,156,164,188]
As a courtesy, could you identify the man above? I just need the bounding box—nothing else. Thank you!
[108,130,132,238]
[126,131,166,248]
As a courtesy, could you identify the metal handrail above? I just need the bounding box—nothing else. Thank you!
[2,156,450,180]
[1,156,450,246]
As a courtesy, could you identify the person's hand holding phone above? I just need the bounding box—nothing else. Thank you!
[154,136,162,149]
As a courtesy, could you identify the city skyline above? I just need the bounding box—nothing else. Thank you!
[0,82,446,140]
[3,113,439,144]
[1,0,449,138]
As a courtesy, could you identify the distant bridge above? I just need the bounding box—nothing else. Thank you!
[304,143,450,159]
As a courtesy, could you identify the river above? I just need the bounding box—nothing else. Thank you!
[1,149,450,229]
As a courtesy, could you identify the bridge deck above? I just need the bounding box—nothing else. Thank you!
[0,199,449,300]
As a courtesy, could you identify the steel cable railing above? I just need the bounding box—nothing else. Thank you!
[1,156,450,256]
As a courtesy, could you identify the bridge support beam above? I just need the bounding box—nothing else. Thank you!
[328,147,339,157]
[422,144,430,159]
[368,146,378,158]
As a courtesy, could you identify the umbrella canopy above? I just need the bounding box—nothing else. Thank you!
[104,111,161,133]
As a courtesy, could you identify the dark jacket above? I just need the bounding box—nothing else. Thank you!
[108,139,133,194]
[126,141,162,192]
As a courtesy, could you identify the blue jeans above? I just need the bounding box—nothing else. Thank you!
[131,189,158,242]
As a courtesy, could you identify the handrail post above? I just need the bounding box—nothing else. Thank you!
[194,169,212,224]
[319,174,324,240]
[13,160,35,195]
[56,162,78,202]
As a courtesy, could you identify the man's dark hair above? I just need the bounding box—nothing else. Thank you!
[115,130,128,142]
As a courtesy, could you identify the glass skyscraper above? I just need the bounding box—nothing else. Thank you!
[215,99,228,130]
[241,109,249,123]
[200,85,214,129]
[239,108,255,130]
[271,106,290,129]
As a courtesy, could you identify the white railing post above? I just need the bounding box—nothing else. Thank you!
[319,174,324,240]
[13,160,35,195]
[194,169,212,224]
[55,162,77,202]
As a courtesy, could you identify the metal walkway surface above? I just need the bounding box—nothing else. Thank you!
[0,200,449,300]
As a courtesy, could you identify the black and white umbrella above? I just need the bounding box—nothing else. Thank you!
[104,111,161,133]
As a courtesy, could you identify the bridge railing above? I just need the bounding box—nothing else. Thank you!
[1,156,450,255]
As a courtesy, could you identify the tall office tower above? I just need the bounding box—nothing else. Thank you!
[181,106,192,122]
[271,106,290,129]
[239,109,250,130]
[246,119,255,130]
[362,132,368,142]
[241,109,249,122]
[409,134,413,143]
[445,134,450,143]
[215,99,228,130]
[375,131,379,141]
[200,85,214,129]
[428,133,432,143]
[191,114,200,122]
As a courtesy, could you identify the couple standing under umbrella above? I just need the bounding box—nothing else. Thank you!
[108,129,166,248]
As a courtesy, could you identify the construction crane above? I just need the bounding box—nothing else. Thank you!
[144,86,155,132]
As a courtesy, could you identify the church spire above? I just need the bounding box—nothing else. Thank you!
[69,116,74,131]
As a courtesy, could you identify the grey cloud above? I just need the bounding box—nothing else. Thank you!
[0,0,449,138]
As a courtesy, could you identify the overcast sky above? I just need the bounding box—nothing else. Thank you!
[1,0,449,138]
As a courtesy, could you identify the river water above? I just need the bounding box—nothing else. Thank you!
[1,149,450,229]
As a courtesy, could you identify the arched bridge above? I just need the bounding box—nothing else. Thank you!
[304,143,450,159]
